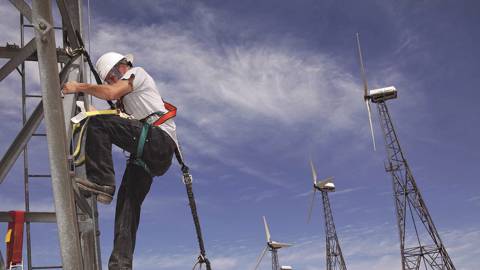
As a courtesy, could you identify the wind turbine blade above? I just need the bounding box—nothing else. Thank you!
[307,189,317,223]
[325,176,334,182]
[365,99,377,151]
[356,33,369,98]
[253,246,268,270]
[271,241,293,248]
[309,159,318,184]
[263,216,271,242]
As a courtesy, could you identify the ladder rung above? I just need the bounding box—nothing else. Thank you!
[23,24,63,30]
[32,133,46,137]
[28,174,51,178]
[32,266,63,269]
[25,94,42,98]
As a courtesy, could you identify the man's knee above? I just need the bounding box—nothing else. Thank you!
[89,114,114,126]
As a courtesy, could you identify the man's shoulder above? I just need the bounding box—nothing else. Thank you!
[128,66,148,75]
[123,67,151,84]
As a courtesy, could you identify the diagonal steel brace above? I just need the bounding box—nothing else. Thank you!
[8,0,32,23]
[0,38,36,82]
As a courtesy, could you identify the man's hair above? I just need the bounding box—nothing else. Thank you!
[117,58,133,67]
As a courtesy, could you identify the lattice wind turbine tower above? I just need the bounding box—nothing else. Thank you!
[307,161,347,270]
[355,33,455,270]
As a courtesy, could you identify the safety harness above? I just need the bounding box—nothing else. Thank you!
[4,211,25,270]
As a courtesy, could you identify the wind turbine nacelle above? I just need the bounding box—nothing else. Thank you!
[322,181,335,191]
[281,266,293,270]
[368,86,397,103]
[269,241,293,249]
[316,179,335,192]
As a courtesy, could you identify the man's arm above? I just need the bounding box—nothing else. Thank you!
[62,80,132,100]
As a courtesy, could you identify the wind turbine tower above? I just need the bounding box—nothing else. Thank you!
[308,161,347,270]
[355,33,455,270]
[253,216,293,270]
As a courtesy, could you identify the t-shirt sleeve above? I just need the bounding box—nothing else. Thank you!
[121,67,147,91]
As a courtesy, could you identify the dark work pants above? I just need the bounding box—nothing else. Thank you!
[84,115,176,269]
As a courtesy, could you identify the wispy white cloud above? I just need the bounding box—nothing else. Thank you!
[133,252,196,269]
[467,195,480,202]
[126,222,480,270]
[238,189,278,203]
[90,4,377,190]
[331,187,365,196]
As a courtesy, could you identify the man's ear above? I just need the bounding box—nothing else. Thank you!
[118,64,130,74]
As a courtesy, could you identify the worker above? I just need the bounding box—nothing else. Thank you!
[62,52,178,269]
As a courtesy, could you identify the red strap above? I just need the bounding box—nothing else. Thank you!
[152,101,177,126]
[6,211,25,267]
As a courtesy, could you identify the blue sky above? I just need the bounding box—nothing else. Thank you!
[0,1,479,269]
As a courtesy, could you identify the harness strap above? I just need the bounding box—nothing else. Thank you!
[175,149,189,174]
[71,100,119,124]
[5,211,25,268]
[152,102,177,126]
[130,101,177,175]
[85,109,118,117]
[184,176,212,270]
[130,122,152,175]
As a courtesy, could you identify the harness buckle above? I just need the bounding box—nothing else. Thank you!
[8,262,23,270]
[182,172,193,185]
[65,46,85,57]
[144,113,161,125]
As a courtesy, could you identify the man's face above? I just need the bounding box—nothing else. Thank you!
[105,64,129,85]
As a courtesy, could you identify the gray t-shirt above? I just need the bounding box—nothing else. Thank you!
[121,67,178,145]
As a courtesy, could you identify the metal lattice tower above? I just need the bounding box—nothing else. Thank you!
[1,2,214,270]
[376,101,455,270]
[320,189,347,270]
[0,1,102,269]
[309,162,347,270]
[355,32,455,270]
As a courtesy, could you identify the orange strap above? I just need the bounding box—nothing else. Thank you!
[6,211,25,267]
[152,101,177,126]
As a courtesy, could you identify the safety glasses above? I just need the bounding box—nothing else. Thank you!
[105,65,123,84]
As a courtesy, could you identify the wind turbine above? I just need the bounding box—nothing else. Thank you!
[307,161,347,270]
[253,216,293,270]
[355,33,455,270]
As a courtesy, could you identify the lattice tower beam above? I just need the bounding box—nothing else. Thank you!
[271,248,280,270]
[321,191,347,270]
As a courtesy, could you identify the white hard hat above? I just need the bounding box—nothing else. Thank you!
[95,52,133,82]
